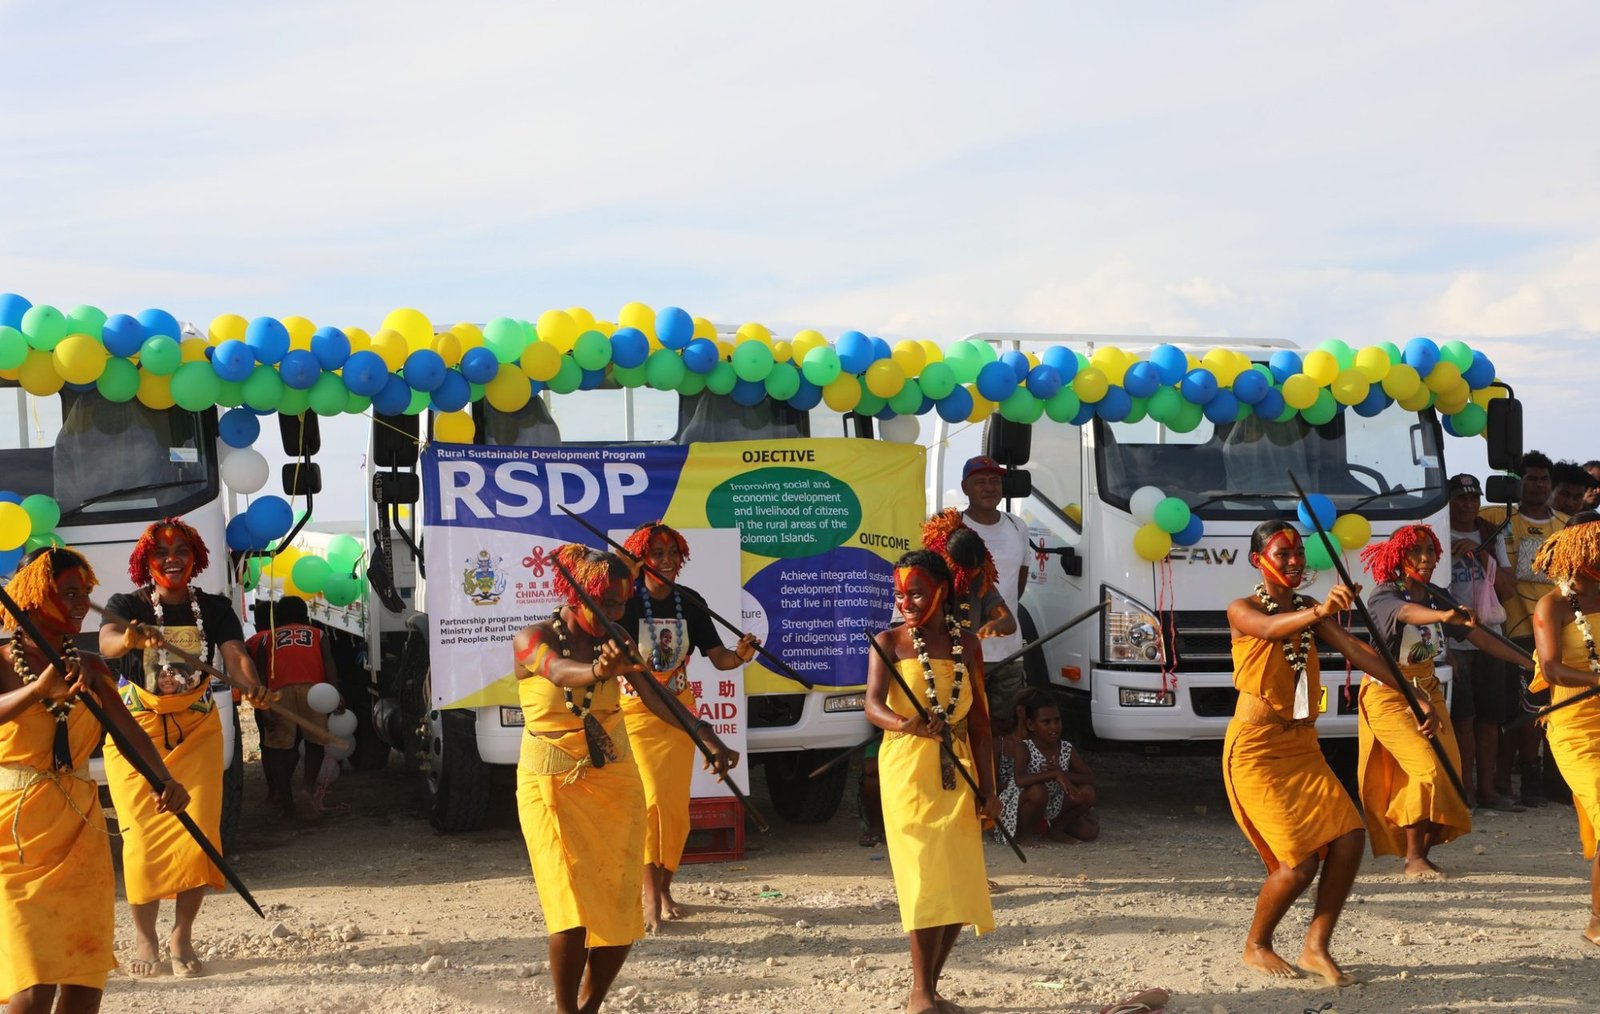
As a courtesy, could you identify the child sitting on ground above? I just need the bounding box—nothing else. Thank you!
[1003,691,1099,843]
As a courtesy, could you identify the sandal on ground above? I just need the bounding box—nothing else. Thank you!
[170,956,206,978]
[125,956,163,978]
[1100,987,1169,1014]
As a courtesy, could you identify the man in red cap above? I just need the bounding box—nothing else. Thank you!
[960,455,1031,719]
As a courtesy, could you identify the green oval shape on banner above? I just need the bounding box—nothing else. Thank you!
[705,467,862,558]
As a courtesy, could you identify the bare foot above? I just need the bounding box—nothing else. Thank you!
[1585,912,1600,946]
[660,892,688,921]
[1242,941,1303,979]
[935,997,967,1014]
[907,990,940,1014]
[1404,858,1448,880]
[1297,943,1355,986]
[641,891,661,935]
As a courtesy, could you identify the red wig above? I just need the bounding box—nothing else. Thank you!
[1359,524,1442,582]
[621,521,690,563]
[921,508,997,597]
[127,517,210,586]
[551,544,629,606]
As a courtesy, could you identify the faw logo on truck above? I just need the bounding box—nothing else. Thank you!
[1166,546,1240,564]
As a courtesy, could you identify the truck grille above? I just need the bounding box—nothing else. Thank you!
[1167,609,1372,673]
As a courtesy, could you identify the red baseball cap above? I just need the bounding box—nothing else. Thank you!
[963,455,1004,480]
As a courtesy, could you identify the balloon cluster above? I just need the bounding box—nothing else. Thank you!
[1295,494,1373,571]
[0,492,65,575]
[0,293,1506,434]
[242,534,366,607]
[1128,486,1205,562]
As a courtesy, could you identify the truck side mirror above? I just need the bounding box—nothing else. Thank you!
[1002,468,1032,499]
[374,413,420,469]
[373,471,421,506]
[279,412,321,457]
[1485,397,1522,472]
[1485,474,1521,506]
[983,416,1032,467]
[282,462,322,497]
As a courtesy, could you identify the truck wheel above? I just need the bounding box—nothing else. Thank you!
[348,703,394,772]
[764,749,848,824]
[220,710,244,852]
[424,711,490,833]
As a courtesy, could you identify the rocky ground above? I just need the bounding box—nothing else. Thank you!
[88,715,1600,1013]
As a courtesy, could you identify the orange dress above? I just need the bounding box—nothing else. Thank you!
[1224,633,1363,870]
[1544,616,1600,858]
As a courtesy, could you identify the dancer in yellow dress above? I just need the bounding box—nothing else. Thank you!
[1528,521,1600,946]
[97,519,269,979]
[1224,521,1371,987]
[0,547,188,1013]
[512,545,734,1014]
[617,522,752,932]
[865,549,998,1014]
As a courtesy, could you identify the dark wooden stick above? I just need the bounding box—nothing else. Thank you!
[863,632,1027,864]
[549,557,770,832]
[1287,470,1471,813]
[0,587,264,918]
[1424,585,1535,667]
[558,507,817,690]
[1506,684,1600,729]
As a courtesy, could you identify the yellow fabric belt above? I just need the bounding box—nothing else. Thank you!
[524,725,634,781]
[884,717,969,743]
[1233,693,1314,729]
[0,761,100,863]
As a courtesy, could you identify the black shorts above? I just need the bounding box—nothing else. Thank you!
[1450,649,1511,725]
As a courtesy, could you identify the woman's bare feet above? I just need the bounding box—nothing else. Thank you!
[1585,912,1600,947]
[907,987,940,1013]
[660,889,688,921]
[1242,941,1302,979]
[1297,942,1354,986]
[1404,857,1448,880]
[641,887,661,934]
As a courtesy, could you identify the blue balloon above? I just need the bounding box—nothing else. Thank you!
[935,386,973,423]
[459,346,500,385]
[403,349,447,392]
[681,338,719,375]
[578,368,606,391]
[211,339,256,383]
[976,361,1019,402]
[875,404,897,421]
[656,307,694,351]
[1172,513,1205,547]
[836,331,874,375]
[246,316,290,365]
[731,378,767,407]
[1203,389,1240,424]
[246,495,294,543]
[1232,368,1269,404]
[137,307,181,339]
[279,349,320,390]
[218,407,261,449]
[917,395,936,415]
[102,314,145,357]
[787,378,823,411]
[1268,350,1302,384]
[610,327,651,369]
[1070,401,1097,426]
[1402,337,1440,376]
[1462,350,1495,389]
[1040,345,1077,379]
[1254,387,1286,420]
[1025,364,1063,399]
[0,546,23,578]
[1297,493,1337,531]
[1180,368,1218,406]
[1097,386,1132,422]
[226,514,263,552]
[1122,361,1161,398]
[342,350,390,397]
[0,492,21,504]
[311,326,351,370]
[1149,344,1189,386]
[1000,350,1031,384]
[429,370,471,411]
[0,293,31,330]
[1353,385,1391,418]
[372,373,413,415]
[870,337,891,362]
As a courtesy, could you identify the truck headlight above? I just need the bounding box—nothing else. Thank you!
[1102,585,1166,666]
[1118,687,1176,707]
[823,693,866,713]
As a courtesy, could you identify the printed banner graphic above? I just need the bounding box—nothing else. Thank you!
[422,439,926,710]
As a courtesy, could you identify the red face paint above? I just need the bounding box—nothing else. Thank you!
[895,566,946,627]
[149,527,196,590]
[1254,529,1304,589]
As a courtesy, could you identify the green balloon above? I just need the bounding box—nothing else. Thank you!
[483,317,527,364]
[999,389,1042,423]
[1044,388,1081,423]
[1153,496,1191,534]
[1124,396,1148,425]
[706,362,738,396]
[1274,400,1298,423]
[96,357,140,402]
[1168,399,1204,433]
[24,531,64,553]
[1315,339,1355,370]
[291,555,332,593]
[918,362,956,400]
[547,355,583,394]
[1302,388,1338,426]
[0,326,27,369]
[943,343,979,385]
[326,535,364,571]
[216,379,245,408]
[20,305,67,350]
[1304,531,1343,571]
[347,392,373,414]
[731,341,774,383]
[469,382,484,402]
[763,361,801,401]
[20,494,60,533]
[801,346,841,386]
[855,386,887,417]
[244,557,263,591]
[966,340,998,366]
[1378,341,1402,365]
[572,330,612,371]
[170,361,222,411]
[138,335,182,376]
[278,387,312,417]
[67,304,107,337]
[612,363,648,388]
[888,377,923,416]
[323,574,362,606]
[644,348,686,391]
[309,372,349,416]
[403,388,429,415]
[242,365,284,411]
[1450,403,1487,437]
[1440,340,1474,372]
[1147,386,1183,423]
[677,371,708,397]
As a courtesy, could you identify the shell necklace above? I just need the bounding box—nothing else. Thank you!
[906,606,968,789]
[549,609,619,768]
[1254,583,1314,720]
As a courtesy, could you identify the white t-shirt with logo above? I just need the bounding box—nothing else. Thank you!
[963,511,1029,662]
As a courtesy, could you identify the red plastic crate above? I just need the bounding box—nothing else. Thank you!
[681,795,744,864]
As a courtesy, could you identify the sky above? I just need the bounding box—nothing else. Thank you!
[3,2,1598,519]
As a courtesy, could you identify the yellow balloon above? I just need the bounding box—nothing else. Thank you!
[1281,373,1319,410]
[771,340,793,364]
[891,340,926,377]
[0,502,31,550]
[864,359,905,399]
[381,308,434,352]
[18,350,63,396]
[370,329,409,372]
[822,374,862,413]
[1381,363,1421,400]
[136,372,175,409]
[520,340,561,382]
[434,411,475,443]
[1072,366,1109,403]
[430,332,464,366]
[919,340,943,364]
[592,320,617,337]
[967,390,993,423]
[208,313,247,345]
[1330,369,1370,406]
[736,322,772,346]
[692,316,718,340]
[1398,386,1434,412]
[180,338,210,363]
[486,363,533,412]
[1089,347,1128,386]
[715,340,735,361]
[450,322,485,350]
[617,302,656,340]
[1331,512,1372,550]
[536,310,579,353]
[566,307,596,330]
[792,330,826,359]
[1133,523,1173,563]
[1202,348,1241,386]
[283,315,316,352]
[1424,361,1462,393]
[1301,350,1339,386]
[1470,385,1508,410]
[1353,346,1391,383]
[52,334,108,385]
[1025,351,1040,368]
[344,327,372,354]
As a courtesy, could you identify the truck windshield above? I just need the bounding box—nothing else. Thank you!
[1093,407,1446,520]
[0,384,217,522]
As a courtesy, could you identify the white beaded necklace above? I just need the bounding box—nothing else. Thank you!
[1559,581,1600,677]
[906,605,967,790]
[1254,583,1314,720]
[151,585,208,670]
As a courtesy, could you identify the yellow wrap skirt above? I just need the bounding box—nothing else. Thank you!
[1357,674,1471,858]
[1543,619,1600,859]
[621,675,696,872]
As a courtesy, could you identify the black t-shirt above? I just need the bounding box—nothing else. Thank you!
[1366,581,1468,668]
[107,589,244,695]
[620,583,722,673]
